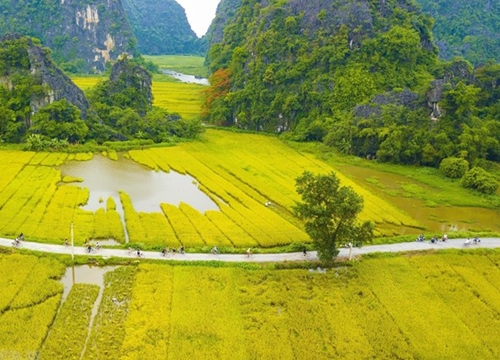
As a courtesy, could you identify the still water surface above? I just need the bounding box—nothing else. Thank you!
[60,155,219,215]
[162,69,209,85]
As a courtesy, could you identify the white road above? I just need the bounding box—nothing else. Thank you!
[1,237,498,263]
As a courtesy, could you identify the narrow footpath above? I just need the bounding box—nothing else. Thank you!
[1,237,499,263]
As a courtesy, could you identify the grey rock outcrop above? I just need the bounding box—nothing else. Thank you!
[354,89,421,119]
[0,0,137,73]
[0,34,90,121]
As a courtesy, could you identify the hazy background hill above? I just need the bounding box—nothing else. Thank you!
[0,0,138,73]
[122,0,202,55]
[416,0,500,65]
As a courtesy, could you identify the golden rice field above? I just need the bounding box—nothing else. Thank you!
[3,251,500,359]
[0,130,428,247]
[70,76,204,119]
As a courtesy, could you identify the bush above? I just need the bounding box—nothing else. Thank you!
[439,157,469,178]
[461,167,498,194]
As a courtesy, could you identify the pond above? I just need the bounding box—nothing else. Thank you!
[162,69,209,85]
[59,155,219,241]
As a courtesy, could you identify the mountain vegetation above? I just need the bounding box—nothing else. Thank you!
[416,0,500,65]
[87,56,203,143]
[0,0,138,73]
[0,34,89,143]
[122,0,202,55]
[203,0,500,192]
[0,36,202,147]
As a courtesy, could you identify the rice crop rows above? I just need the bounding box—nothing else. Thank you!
[0,129,425,247]
[2,252,500,359]
[0,254,65,359]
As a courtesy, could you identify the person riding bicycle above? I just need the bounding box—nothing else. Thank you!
[211,246,219,255]
[87,244,93,253]
[179,245,185,254]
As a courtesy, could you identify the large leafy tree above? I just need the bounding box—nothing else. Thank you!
[30,99,88,143]
[294,171,374,262]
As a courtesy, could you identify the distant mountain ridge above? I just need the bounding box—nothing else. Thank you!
[0,0,138,73]
[122,0,202,55]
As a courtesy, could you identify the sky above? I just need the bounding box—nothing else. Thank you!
[174,0,221,37]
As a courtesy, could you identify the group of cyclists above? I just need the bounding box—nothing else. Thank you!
[84,241,102,254]
[9,235,258,258]
[161,245,185,257]
[416,234,449,243]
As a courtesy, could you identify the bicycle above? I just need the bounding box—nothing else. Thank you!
[12,239,22,248]
[85,246,96,254]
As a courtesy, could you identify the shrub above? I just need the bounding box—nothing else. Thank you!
[461,167,498,194]
[439,157,469,179]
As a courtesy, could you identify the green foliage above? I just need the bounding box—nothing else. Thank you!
[439,157,469,179]
[87,58,204,143]
[30,99,88,143]
[293,171,374,262]
[416,0,500,64]
[461,167,499,194]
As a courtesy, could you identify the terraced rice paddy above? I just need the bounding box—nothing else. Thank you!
[3,251,500,359]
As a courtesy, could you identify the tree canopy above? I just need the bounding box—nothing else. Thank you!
[293,171,374,262]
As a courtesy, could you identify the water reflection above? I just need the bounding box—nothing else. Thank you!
[60,155,219,214]
[60,265,116,301]
[162,69,209,85]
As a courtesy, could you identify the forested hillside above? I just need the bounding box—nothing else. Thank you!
[416,0,500,65]
[0,0,138,73]
[122,0,202,55]
[0,35,89,143]
[203,0,500,186]
[0,36,203,147]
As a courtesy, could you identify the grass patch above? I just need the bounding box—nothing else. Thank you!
[143,55,208,78]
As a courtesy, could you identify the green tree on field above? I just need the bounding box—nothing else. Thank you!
[293,171,374,262]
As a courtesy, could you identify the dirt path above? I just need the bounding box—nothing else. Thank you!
[2,237,499,263]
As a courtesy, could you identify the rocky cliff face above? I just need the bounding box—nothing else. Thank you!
[0,34,90,124]
[0,0,137,73]
[205,0,242,48]
[122,0,200,55]
[108,57,152,116]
